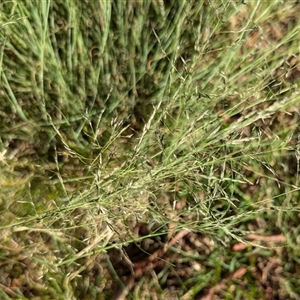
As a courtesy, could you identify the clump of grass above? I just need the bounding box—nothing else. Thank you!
[0,1,300,299]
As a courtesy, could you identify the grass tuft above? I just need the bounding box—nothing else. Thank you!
[0,1,300,299]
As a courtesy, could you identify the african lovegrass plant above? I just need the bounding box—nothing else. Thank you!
[0,1,300,298]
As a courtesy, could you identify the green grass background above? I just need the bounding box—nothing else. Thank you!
[0,1,300,299]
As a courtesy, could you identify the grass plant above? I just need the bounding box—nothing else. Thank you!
[1,1,300,299]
